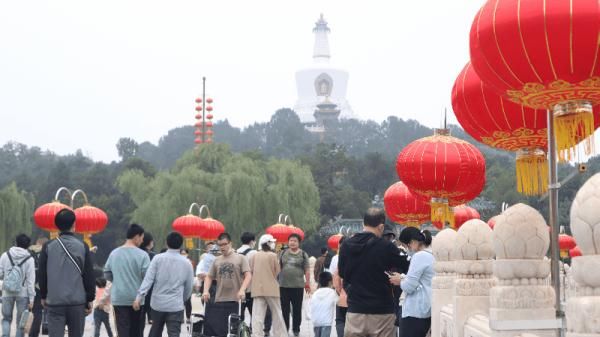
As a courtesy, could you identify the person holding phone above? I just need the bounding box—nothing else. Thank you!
[389,227,434,337]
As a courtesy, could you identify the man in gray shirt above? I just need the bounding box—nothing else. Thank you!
[134,232,194,337]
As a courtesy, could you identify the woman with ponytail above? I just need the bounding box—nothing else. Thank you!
[390,227,434,337]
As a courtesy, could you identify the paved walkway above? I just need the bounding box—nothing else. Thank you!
[85,295,337,337]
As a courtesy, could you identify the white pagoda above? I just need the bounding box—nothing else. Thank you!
[294,14,354,123]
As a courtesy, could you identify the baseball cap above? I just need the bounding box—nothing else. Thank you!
[259,234,277,247]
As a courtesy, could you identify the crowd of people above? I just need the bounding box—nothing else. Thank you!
[0,206,434,337]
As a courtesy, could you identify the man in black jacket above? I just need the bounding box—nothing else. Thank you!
[39,208,95,337]
[338,208,410,337]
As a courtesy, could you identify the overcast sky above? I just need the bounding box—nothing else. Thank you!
[0,0,487,162]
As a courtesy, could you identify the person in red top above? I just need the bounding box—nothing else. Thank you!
[94,278,113,337]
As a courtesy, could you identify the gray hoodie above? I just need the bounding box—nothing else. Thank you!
[0,247,36,303]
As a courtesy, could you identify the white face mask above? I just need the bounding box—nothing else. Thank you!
[268,242,276,250]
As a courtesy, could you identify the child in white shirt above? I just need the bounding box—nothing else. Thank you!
[310,271,338,337]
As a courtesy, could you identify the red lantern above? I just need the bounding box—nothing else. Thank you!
[206,98,213,104]
[74,205,108,247]
[172,214,204,237]
[33,201,71,234]
[206,106,213,112]
[195,122,202,128]
[266,223,292,244]
[206,129,214,136]
[453,62,548,195]
[470,0,600,159]
[383,181,430,227]
[453,205,481,230]
[559,234,576,258]
[195,98,202,104]
[328,233,343,251]
[195,106,202,112]
[396,129,486,227]
[487,216,498,229]
[570,246,582,257]
[195,114,202,120]
[194,130,201,136]
[194,138,202,144]
[289,225,304,241]
[197,205,225,241]
[205,121,213,128]
[206,114,214,120]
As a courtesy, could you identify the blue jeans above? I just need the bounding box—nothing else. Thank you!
[313,326,331,337]
[2,296,28,337]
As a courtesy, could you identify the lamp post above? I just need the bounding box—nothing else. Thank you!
[194,77,214,146]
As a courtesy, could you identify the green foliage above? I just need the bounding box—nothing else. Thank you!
[0,183,33,254]
[116,137,139,161]
[118,144,320,249]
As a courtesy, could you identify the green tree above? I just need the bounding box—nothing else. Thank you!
[0,183,33,254]
[116,137,139,161]
[118,144,320,249]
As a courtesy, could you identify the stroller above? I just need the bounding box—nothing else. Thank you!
[189,300,250,337]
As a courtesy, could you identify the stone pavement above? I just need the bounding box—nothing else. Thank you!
[86,295,338,337]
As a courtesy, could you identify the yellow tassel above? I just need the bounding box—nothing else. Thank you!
[83,234,92,248]
[405,221,421,228]
[430,199,454,229]
[515,149,548,196]
[185,238,194,250]
[560,250,568,259]
[554,102,595,162]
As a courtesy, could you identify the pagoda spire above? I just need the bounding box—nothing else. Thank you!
[313,14,331,62]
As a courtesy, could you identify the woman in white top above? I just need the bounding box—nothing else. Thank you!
[390,227,434,337]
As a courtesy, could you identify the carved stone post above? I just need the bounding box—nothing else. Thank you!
[451,219,495,337]
[432,228,458,337]
[567,173,600,337]
[490,203,556,337]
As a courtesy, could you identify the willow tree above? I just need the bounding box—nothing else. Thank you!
[0,183,33,253]
[118,144,320,248]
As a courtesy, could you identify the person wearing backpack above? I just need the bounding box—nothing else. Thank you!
[278,233,310,337]
[0,233,36,337]
[39,208,96,337]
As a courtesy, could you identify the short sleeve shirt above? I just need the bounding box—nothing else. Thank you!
[278,249,309,288]
[208,252,250,302]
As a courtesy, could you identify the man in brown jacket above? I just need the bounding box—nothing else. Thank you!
[249,234,287,337]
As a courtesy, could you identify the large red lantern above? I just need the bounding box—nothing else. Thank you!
[470,0,600,160]
[266,214,294,244]
[559,234,576,259]
[453,62,548,195]
[172,203,207,249]
[33,202,71,236]
[327,233,343,252]
[452,205,481,230]
[197,205,225,242]
[33,187,73,238]
[396,129,486,227]
[71,190,108,247]
[383,181,430,227]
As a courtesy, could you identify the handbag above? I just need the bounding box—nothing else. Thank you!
[19,309,34,333]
